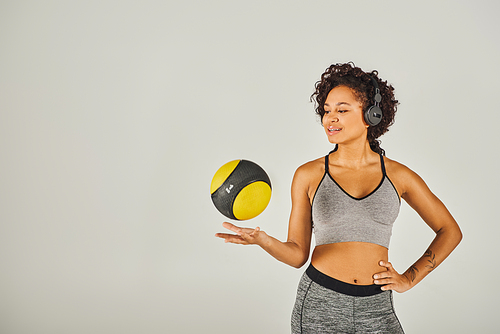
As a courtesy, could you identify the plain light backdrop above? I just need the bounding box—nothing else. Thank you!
[1,0,499,333]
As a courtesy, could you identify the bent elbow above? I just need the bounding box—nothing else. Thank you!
[437,223,463,247]
[284,241,310,269]
[456,226,463,245]
[444,224,463,248]
[291,261,306,269]
[450,221,463,246]
[292,254,309,269]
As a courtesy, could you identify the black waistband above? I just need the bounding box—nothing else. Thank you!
[306,264,384,297]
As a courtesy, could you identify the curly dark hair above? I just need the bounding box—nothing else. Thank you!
[311,62,399,155]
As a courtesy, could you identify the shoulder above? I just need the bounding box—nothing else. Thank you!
[292,157,325,192]
[383,156,428,198]
[294,156,325,181]
[383,156,413,176]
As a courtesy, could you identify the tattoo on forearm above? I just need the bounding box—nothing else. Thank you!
[407,265,419,282]
[424,249,437,272]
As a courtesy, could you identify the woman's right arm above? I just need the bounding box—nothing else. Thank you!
[215,165,313,269]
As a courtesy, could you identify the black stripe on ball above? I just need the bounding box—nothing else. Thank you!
[211,160,271,220]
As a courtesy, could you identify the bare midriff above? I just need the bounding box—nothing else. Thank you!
[311,242,388,285]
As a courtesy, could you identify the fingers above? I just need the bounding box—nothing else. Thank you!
[221,222,242,235]
[373,277,392,285]
[378,260,393,270]
[374,261,395,288]
[216,223,261,245]
[215,232,248,245]
[373,261,393,280]
[237,226,261,243]
[221,222,256,235]
[372,261,411,293]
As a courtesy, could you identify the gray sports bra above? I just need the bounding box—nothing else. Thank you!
[312,152,400,249]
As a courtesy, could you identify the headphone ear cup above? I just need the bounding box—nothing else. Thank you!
[365,105,383,126]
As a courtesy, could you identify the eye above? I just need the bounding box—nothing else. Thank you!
[338,110,348,113]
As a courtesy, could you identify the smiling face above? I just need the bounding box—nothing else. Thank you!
[322,85,368,145]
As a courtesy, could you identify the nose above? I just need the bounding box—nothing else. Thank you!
[323,113,339,123]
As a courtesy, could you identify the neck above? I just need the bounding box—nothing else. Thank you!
[333,140,377,168]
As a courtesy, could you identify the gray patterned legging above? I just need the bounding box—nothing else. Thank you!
[292,270,405,334]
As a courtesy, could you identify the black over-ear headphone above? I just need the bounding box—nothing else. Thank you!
[364,75,383,126]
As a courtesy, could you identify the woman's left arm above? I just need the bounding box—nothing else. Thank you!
[374,163,463,293]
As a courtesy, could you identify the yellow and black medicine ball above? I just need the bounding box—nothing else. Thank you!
[210,160,272,220]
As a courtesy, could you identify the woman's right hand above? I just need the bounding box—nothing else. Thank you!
[215,222,267,246]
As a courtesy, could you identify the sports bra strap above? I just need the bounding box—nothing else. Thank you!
[325,149,336,173]
[380,154,386,176]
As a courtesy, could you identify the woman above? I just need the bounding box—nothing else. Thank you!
[215,62,462,333]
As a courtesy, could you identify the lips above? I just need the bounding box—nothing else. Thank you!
[327,126,341,135]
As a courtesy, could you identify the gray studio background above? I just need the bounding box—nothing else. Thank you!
[1,1,498,333]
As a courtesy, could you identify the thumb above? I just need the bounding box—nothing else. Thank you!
[249,227,260,236]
